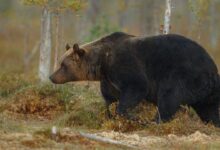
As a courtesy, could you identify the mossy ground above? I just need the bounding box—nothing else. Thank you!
[0,73,220,149]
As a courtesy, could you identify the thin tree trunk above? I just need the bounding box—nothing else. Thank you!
[163,0,171,34]
[140,0,158,36]
[118,0,128,30]
[210,0,218,50]
[88,0,100,24]
[24,41,40,73]
[23,23,30,73]
[39,7,52,82]
[54,11,61,71]
[153,3,160,35]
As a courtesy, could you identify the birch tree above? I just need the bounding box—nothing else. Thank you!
[22,0,83,82]
[188,0,211,41]
[53,11,61,71]
[22,0,52,82]
[52,0,83,71]
[163,0,172,34]
[87,0,100,24]
[39,6,52,82]
[140,0,158,36]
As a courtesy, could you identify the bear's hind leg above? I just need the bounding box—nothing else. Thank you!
[191,101,220,127]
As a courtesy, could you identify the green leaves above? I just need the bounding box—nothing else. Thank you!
[22,0,48,6]
[21,0,84,11]
[63,0,82,11]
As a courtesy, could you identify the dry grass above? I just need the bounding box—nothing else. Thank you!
[0,72,219,149]
[7,89,64,120]
[1,76,219,135]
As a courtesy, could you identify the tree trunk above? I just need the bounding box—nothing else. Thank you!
[87,0,100,24]
[163,0,171,34]
[54,11,61,71]
[210,0,218,50]
[153,1,160,35]
[23,23,30,73]
[118,0,128,30]
[39,7,52,82]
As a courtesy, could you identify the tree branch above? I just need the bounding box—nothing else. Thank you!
[79,132,138,149]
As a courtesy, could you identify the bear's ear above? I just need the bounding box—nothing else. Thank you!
[65,43,71,51]
[73,43,85,57]
[73,43,80,51]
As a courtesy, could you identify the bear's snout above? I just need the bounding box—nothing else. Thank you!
[49,71,71,84]
[49,75,56,83]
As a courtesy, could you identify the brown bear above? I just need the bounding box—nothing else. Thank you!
[50,32,220,127]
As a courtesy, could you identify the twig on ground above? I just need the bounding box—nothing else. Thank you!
[79,131,138,149]
[156,107,162,123]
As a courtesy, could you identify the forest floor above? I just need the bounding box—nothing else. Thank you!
[0,74,220,150]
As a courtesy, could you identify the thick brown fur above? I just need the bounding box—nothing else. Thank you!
[50,32,220,127]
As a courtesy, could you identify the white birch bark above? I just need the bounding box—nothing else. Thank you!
[39,7,52,82]
[163,0,172,34]
[53,11,60,71]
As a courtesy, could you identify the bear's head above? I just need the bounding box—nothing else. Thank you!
[50,43,88,84]
[50,32,132,84]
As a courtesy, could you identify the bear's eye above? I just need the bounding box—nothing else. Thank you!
[61,62,65,67]
[61,62,68,69]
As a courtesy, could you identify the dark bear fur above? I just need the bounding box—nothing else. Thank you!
[50,32,220,127]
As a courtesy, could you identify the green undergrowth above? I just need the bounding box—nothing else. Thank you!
[0,73,32,98]
[0,73,220,136]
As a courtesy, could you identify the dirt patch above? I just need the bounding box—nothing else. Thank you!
[168,131,212,143]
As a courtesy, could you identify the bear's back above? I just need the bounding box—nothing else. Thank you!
[129,34,218,78]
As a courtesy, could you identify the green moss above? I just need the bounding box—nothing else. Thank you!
[0,73,31,97]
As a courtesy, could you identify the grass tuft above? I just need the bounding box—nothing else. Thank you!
[0,73,31,97]
[0,74,219,136]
